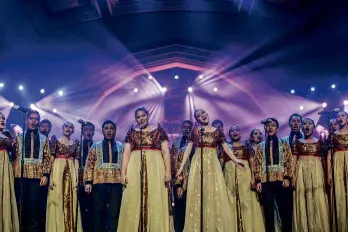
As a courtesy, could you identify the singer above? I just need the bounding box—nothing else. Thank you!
[118,107,171,232]
[328,111,348,231]
[222,125,265,232]
[176,109,244,232]
[13,110,51,232]
[0,112,19,232]
[84,120,123,232]
[254,118,293,232]
[46,121,82,232]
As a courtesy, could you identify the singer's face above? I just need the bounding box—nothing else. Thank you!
[83,125,95,140]
[289,116,301,132]
[302,119,314,137]
[194,109,209,125]
[330,119,339,133]
[135,110,148,128]
[39,122,51,137]
[251,129,263,144]
[337,111,348,127]
[266,121,278,136]
[0,113,5,130]
[103,123,116,140]
[62,122,74,136]
[212,122,223,131]
[229,126,241,141]
[181,122,192,136]
[27,113,40,130]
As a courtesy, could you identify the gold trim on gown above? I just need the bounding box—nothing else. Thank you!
[0,146,19,232]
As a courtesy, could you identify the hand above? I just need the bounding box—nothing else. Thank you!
[327,176,332,188]
[165,172,171,184]
[250,181,256,191]
[283,179,290,188]
[176,187,184,199]
[40,176,48,186]
[176,167,183,178]
[292,175,297,188]
[85,184,92,194]
[121,175,128,186]
[49,181,56,190]
[235,159,246,171]
[256,183,262,193]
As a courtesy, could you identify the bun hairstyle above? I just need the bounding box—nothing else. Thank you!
[134,107,149,118]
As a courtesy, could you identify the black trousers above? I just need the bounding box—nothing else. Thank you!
[15,178,48,232]
[173,187,187,232]
[262,181,293,232]
[93,183,123,232]
[79,186,94,232]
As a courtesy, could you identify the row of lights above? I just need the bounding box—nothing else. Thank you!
[0,83,64,96]
[290,84,337,94]
[7,102,58,114]
[133,86,219,93]
[299,100,348,111]
[147,74,204,80]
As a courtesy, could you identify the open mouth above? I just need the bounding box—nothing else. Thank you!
[0,122,4,126]
[305,128,310,133]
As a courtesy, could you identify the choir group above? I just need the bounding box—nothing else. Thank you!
[0,107,348,232]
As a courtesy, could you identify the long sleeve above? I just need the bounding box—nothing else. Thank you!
[283,142,293,180]
[41,139,51,177]
[254,145,262,184]
[83,145,97,185]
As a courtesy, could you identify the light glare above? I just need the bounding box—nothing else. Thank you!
[0,83,4,88]
[199,75,204,79]
[344,100,348,106]
[300,105,304,110]
[9,102,14,107]
[40,89,45,94]
[174,75,179,80]
[290,89,295,94]
[53,108,57,113]
[134,88,138,93]
[310,87,315,92]
[322,102,327,108]
[18,85,24,91]
[213,87,218,92]
[161,87,167,93]
[188,87,193,92]
[331,84,336,89]
[148,75,153,80]
[30,104,35,109]
[58,90,64,96]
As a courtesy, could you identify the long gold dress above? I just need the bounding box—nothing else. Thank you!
[183,127,235,232]
[331,133,348,231]
[292,140,330,232]
[46,140,82,232]
[117,125,170,232]
[223,144,265,232]
[0,136,19,232]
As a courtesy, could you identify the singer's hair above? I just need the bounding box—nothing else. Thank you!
[288,113,302,125]
[0,112,4,117]
[26,110,40,120]
[228,125,240,133]
[62,121,74,130]
[181,120,193,128]
[102,120,116,129]
[330,118,338,126]
[265,118,279,128]
[82,122,95,130]
[249,128,261,139]
[212,119,224,128]
[302,118,315,127]
[336,111,348,117]
[40,119,52,128]
[134,107,149,118]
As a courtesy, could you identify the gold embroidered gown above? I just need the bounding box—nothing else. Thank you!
[46,140,82,232]
[0,137,19,232]
[331,133,348,231]
[117,125,170,232]
[183,127,235,232]
[292,140,330,232]
[223,144,265,232]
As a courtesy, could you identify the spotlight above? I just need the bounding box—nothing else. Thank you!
[199,75,204,79]
[213,87,218,92]
[331,84,336,89]
[30,104,35,109]
[290,89,295,94]
[148,75,153,80]
[134,88,138,93]
[53,108,57,113]
[188,87,193,92]
[9,102,14,107]
[58,90,64,96]
[300,105,304,111]
[174,75,179,80]
[0,83,4,88]
[322,102,327,108]
[310,87,315,92]
[18,85,24,91]
[161,87,167,93]
[344,100,348,106]
[40,89,45,94]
